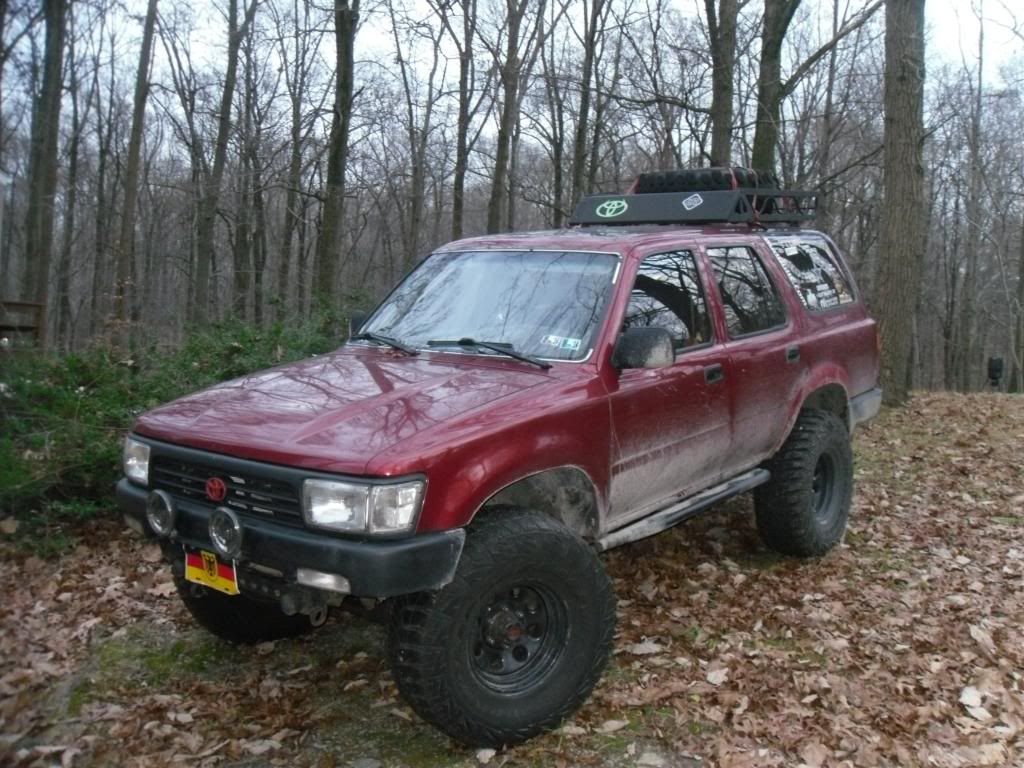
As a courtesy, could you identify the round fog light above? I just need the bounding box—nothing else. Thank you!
[209,507,243,560]
[145,490,176,537]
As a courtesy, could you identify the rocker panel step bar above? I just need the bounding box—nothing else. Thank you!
[596,468,770,552]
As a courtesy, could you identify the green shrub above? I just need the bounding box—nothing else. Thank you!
[0,318,339,549]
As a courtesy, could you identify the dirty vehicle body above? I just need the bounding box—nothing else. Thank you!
[117,169,881,747]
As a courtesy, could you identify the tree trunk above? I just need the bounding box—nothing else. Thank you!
[815,0,840,231]
[22,0,66,349]
[315,0,359,311]
[704,0,739,166]
[55,15,87,351]
[751,0,800,171]
[112,0,158,346]
[1010,209,1024,392]
[570,0,605,201]
[873,0,926,406]
[956,10,984,392]
[192,0,258,325]
[486,2,525,234]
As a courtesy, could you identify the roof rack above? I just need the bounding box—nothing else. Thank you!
[569,167,817,227]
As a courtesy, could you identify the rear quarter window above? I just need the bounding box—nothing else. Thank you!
[771,241,855,311]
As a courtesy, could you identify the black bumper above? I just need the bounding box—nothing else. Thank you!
[116,478,464,599]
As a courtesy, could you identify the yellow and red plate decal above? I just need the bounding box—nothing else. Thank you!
[184,549,239,596]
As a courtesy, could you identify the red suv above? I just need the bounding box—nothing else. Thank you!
[118,168,881,747]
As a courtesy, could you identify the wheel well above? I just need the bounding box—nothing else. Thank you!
[479,468,600,540]
[801,384,849,429]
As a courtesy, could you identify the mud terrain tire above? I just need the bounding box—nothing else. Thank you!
[387,509,616,747]
[175,577,314,644]
[755,410,853,557]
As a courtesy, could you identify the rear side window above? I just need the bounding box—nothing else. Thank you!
[708,246,786,337]
[772,241,855,311]
[623,250,712,351]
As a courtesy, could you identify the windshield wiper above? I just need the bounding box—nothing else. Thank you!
[352,331,419,356]
[426,337,551,370]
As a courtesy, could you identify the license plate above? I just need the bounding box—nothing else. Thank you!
[184,549,239,596]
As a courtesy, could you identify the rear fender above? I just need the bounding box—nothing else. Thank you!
[774,366,851,453]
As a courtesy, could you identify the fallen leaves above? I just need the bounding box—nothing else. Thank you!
[626,640,664,655]
[705,666,729,686]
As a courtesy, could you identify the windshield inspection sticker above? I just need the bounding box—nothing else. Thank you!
[543,334,565,348]
[595,199,628,218]
[561,338,582,351]
[682,193,704,211]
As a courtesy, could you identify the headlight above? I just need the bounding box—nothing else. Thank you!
[123,436,150,485]
[302,478,424,534]
[369,482,424,533]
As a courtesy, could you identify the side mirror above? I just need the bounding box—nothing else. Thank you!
[612,327,674,370]
[349,311,368,338]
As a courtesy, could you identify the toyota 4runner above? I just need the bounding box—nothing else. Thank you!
[117,168,881,747]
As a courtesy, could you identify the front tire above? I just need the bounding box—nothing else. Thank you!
[387,509,616,747]
[755,410,853,557]
[175,577,315,644]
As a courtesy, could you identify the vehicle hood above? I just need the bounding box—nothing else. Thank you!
[134,347,553,474]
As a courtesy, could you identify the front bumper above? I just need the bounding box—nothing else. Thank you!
[116,478,465,599]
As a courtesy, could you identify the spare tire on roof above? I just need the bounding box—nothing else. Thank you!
[633,167,779,194]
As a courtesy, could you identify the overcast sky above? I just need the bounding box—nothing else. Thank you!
[925,0,1022,88]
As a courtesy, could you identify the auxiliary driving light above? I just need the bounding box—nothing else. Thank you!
[296,567,351,595]
[209,507,243,560]
[145,490,176,537]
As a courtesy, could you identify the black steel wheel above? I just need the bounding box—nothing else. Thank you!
[469,583,568,693]
[754,410,853,557]
[387,508,616,747]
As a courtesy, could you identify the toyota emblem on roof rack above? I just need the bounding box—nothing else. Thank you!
[595,199,628,218]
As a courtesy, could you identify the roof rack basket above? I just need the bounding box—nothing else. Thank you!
[569,167,817,227]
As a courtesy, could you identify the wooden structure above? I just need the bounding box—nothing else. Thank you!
[0,300,45,350]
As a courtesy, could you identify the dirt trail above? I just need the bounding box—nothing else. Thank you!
[2,393,1023,767]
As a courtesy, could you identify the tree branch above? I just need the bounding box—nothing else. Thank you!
[781,0,883,98]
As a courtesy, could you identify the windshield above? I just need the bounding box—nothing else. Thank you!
[361,250,619,361]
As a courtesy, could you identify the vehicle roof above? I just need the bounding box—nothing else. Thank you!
[438,225,831,257]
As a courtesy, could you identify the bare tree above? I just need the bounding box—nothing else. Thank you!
[873,0,926,405]
[569,0,608,199]
[272,0,327,321]
[429,0,487,241]
[315,0,359,310]
[751,0,882,171]
[21,0,66,348]
[483,0,547,234]
[192,0,258,324]
[703,0,746,165]
[112,0,158,345]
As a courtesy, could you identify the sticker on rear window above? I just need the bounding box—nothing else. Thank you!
[682,193,703,211]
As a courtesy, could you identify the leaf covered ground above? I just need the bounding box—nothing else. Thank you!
[2,392,1023,768]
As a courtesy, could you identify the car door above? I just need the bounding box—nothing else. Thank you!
[704,242,804,475]
[606,249,733,529]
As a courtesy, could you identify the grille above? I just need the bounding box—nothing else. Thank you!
[151,456,303,524]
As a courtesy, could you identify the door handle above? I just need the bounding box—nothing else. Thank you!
[704,363,725,384]
[785,345,800,363]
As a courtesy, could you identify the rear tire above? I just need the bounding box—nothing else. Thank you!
[755,410,853,557]
[175,577,315,644]
[387,509,616,747]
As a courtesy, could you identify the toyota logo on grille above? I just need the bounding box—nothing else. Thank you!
[205,477,227,502]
